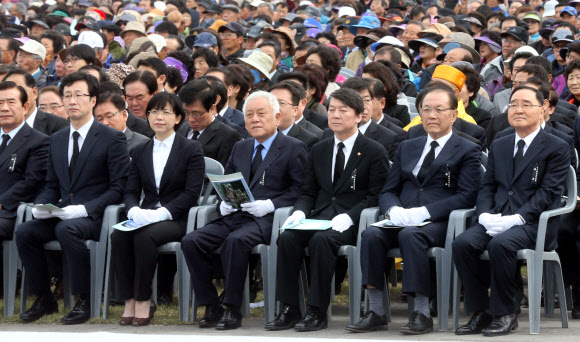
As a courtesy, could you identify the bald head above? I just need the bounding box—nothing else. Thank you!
[444,48,473,65]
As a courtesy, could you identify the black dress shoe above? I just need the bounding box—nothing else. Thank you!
[572,306,580,319]
[294,306,327,331]
[345,310,387,332]
[20,295,58,322]
[264,305,301,331]
[215,307,242,330]
[61,298,91,324]
[400,311,433,335]
[482,314,518,336]
[198,304,224,328]
[455,311,493,335]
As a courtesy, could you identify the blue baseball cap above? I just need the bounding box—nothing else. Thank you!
[562,6,578,17]
[304,18,322,31]
[194,32,218,48]
[353,16,381,30]
[337,17,360,36]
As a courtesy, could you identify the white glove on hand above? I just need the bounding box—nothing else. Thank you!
[331,213,354,233]
[388,206,409,226]
[487,215,523,237]
[127,207,151,226]
[219,202,237,216]
[282,210,306,228]
[147,207,172,222]
[32,207,56,220]
[53,205,88,220]
[241,200,275,217]
[478,213,501,230]
[406,206,431,226]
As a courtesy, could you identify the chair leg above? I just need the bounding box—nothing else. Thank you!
[551,260,569,328]
[20,268,27,315]
[260,250,275,322]
[436,253,450,331]
[347,253,361,325]
[91,245,104,319]
[102,247,113,319]
[544,263,555,318]
[298,262,307,316]
[62,255,72,310]
[3,240,18,317]
[176,249,189,322]
[383,277,391,323]
[241,267,250,318]
[527,257,543,335]
[452,266,461,332]
[152,266,158,303]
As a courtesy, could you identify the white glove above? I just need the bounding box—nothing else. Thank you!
[53,205,88,220]
[282,210,306,228]
[388,206,409,226]
[478,213,501,230]
[32,207,56,219]
[147,207,172,222]
[331,213,354,233]
[405,206,431,226]
[219,201,237,216]
[486,214,524,237]
[127,207,152,226]
[241,200,275,217]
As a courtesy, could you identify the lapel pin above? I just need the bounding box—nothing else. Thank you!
[357,152,361,156]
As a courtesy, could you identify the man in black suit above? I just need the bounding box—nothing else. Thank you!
[4,70,67,136]
[277,72,329,130]
[206,69,247,129]
[15,72,130,324]
[453,85,571,336]
[93,92,149,156]
[181,91,308,330]
[365,79,407,140]
[269,82,319,150]
[347,84,482,334]
[265,88,390,332]
[0,81,49,280]
[202,75,246,136]
[177,79,241,167]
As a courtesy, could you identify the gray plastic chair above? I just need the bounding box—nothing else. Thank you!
[199,157,225,206]
[452,165,576,334]
[19,205,117,319]
[2,204,27,316]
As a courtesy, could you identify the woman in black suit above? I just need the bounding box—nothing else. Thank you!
[111,92,205,326]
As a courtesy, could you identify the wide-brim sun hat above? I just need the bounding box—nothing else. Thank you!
[239,50,274,80]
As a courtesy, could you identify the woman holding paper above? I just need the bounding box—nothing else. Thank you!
[110,92,205,326]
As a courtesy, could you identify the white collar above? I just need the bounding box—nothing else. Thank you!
[515,126,541,148]
[0,120,26,139]
[218,105,229,117]
[334,130,359,149]
[69,116,94,140]
[426,129,453,150]
[358,119,372,135]
[154,131,176,148]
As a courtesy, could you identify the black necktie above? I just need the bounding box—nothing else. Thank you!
[514,139,525,174]
[192,131,200,140]
[334,142,345,185]
[417,141,439,184]
[69,131,80,179]
[0,134,10,154]
[250,144,264,179]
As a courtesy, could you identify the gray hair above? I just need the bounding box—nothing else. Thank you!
[32,54,43,62]
[257,2,274,12]
[243,91,280,117]
[6,3,26,16]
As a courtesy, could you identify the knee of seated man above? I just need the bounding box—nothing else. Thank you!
[398,226,421,242]
[54,219,83,240]
[487,233,517,255]
[362,225,383,240]
[308,230,333,249]
[14,221,35,242]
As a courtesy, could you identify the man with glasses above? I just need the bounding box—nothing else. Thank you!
[16,72,130,324]
[176,79,241,167]
[453,85,570,336]
[551,29,574,75]
[218,22,246,63]
[94,92,148,156]
[500,27,529,61]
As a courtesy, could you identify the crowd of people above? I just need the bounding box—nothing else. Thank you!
[1,0,580,338]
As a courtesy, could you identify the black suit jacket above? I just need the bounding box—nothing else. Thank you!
[35,120,130,220]
[124,128,149,156]
[215,113,246,136]
[466,104,492,131]
[384,104,410,127]
[0,124,49,218]
[476,129,571,249]
[287,124,319,150]
[33,109,67,136]
[127,111,155,138]
[293,133,390,226]
[223,106,246,129]
[379,133,482,221]
[222,132,308,238]
[296,116,323,139]
[408,118,487,147]
[378,116,407,140]
[125,134,205,228]
[303,108,328,130]
[179,119,241,168]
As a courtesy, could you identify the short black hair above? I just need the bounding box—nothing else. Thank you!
[268,81,305,106]
[510,85,544,104]
[0,38,20,55]
[517,64,549,83]
[565,59,580,81]
[39,30,67,54]
[59,71,100,100]
[305,46,342,81]
[0,81,28,105]
[328,88,364,115]
[206,67,232,87]
[3,69,36,89]
[417,83,458,111]
[178,78,216,111]
[145,92,185,130]
[137,57,168,79]
[166,67,184,93]
[452,64,481,103]
[166,35,184,50]
[156,21,179,36]
[123,70,158,96]
[192,48,220,69]
[522,77,550,102]
[258,40,281,59]
[315,32,337,46]
[375,46,402,65]
[79,64,109,82]
[409,6,426,19]
[277,71,309,92]
[200,75,228,111]
[95,92,126,112]
[368,78,386,99]
[66,44,97,65]
[525,56,553,77]
[98,81,123,96]
[224,64,254,102]
[341,77,374,99]
[509,51,533,72]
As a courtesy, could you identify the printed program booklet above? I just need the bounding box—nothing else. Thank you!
[281,219,333,230]
[21,203,64,213]
[372,218,431,229]
[113,219,163,232]
[208,172,254,209]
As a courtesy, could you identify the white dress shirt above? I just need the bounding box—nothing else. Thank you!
[186,116,214,139]
[295,116,304,125]
[412,130,453,177]
[358,119,372,135]
[281,123,293,135]
[218,105,229,117]
[68,116,94,165]
[331,131,358,182]
[25,108,37,128]
[513,126,541,157]
[152,132,175,193]
[0,120,26,145]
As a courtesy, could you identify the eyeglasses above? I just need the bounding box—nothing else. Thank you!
[39,104,64,111]
[95,110,122,122]
[219,33,237,38]
[277,100,297,107]
[507,103,543,111]
[501,38,521,45]
[185,110,208,118]
[63,57,81,65]
[148,110,175,116]
[420,107,454,115]
[62,93,91,101]
[361,97,373,105]
[0,49,13,53]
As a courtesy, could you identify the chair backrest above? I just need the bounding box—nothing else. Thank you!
[200,157,225,206]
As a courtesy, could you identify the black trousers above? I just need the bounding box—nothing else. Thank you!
[15,217,101,296]
[111,220,184,301]
[452,223,534,316]
[181,214,266,307]
[557,211,580,287]
[275,227,357,312]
